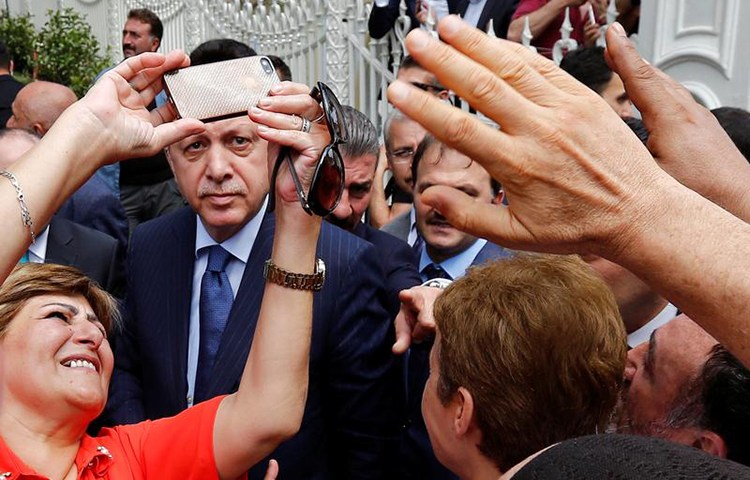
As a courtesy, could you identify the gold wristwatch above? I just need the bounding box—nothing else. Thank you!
[263,258,326,291]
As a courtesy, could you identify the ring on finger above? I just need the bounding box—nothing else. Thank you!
[300,116,311,133]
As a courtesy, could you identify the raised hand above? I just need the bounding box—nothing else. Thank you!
[69,50,205,164]
[387,17,667,258]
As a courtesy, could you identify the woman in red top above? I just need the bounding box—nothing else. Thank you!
[0,50,330,479]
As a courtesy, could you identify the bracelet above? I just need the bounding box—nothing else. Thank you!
[0,170,35,243]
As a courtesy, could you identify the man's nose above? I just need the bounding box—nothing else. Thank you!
[205,147,233,181]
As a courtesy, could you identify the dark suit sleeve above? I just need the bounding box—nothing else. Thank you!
[383,239,421,318]
[326,240,401,479]
[104,233,147,426]
[368,0,400,39]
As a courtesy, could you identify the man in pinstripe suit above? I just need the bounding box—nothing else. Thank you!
[105,92,400,478]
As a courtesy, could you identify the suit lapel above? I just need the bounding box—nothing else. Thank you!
[208,213,276,395]
[472,242,512,267]
[44,217,77,266]
[165,210,197,407]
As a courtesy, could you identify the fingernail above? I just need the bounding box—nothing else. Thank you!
[258,97,271,107]
[250,107,263,116]
[440,15,462,36]
[270,84,283,93]
[388,81,410,103]
[610,22,626,37]
[257,125,269,133]
[409,29,430,51]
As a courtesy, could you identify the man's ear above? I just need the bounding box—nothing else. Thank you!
[151,36,161,53]
[32,123,46,137]
[8,59,14,75]
[453,386,475,437]
[164,146,176,171]
[493,189,504,205]
[695,430,728,459]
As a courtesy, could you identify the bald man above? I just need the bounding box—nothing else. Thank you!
[7,81,77,135]
[7,81,129,253]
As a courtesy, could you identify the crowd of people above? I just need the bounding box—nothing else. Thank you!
[0,2,749,479]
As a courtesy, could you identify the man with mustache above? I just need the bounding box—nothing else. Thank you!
[412,134,511,283]
[399,134,512,480]
[105,47,401,479]
[325,105,421,317]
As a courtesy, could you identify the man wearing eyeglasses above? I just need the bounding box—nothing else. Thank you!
[370,109,427,231]
[106,50,401,479]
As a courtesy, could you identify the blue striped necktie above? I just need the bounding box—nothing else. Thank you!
[194,245,234,403]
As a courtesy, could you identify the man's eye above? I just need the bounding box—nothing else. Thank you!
[186,141,203,152]
[232,137,250,147]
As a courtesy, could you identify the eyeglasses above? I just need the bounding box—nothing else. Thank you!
[386,147,415,165]
[268,82,347,217]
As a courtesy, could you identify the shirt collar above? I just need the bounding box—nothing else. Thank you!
[26,226,49,263]
[0,434,114,479]
[419,238,487,281]
[627,303,678,348]
[194,195,268,262]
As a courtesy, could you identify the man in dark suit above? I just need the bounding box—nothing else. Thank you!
[327,105,421,317]
[369,0,420,39]
[0,129,124,296]
[400,134,512,480]
[455,0,519,37]
[106,91,400,477]
[0,41,23,129]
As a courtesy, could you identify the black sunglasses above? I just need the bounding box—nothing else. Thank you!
[268,82,347,217]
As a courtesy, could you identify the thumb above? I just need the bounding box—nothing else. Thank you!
[604,23,683,120]
[422,185,518,247]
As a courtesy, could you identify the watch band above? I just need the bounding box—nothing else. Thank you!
[263,258,326,291]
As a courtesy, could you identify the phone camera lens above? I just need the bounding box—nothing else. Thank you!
[261,58,274,75]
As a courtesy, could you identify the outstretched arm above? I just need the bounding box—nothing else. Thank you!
[0,51,203,281]
[212,82,326,480]
[387,17,750,367]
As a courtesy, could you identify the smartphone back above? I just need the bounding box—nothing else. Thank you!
[163,56,279,122]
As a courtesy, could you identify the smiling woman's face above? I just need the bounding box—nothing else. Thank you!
[0,293,114,420]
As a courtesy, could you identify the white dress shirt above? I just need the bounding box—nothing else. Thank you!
[186,197,267,406]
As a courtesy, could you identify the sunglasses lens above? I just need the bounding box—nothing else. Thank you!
[310,146,344,215]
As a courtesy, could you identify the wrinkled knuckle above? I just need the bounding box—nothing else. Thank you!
[443,114,477,145]
[467,75,500,104]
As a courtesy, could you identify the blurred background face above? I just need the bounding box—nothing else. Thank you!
[326,153,377,232]
[122,18,159,58]
[414,145,495,263]
[386,118,427,193]
[599,73,634,118]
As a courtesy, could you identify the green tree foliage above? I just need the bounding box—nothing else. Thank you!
[0,8,111,97]
[35,8,112,97]
[0,12,36,76]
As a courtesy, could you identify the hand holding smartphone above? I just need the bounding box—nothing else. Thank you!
[163,56,280,122]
